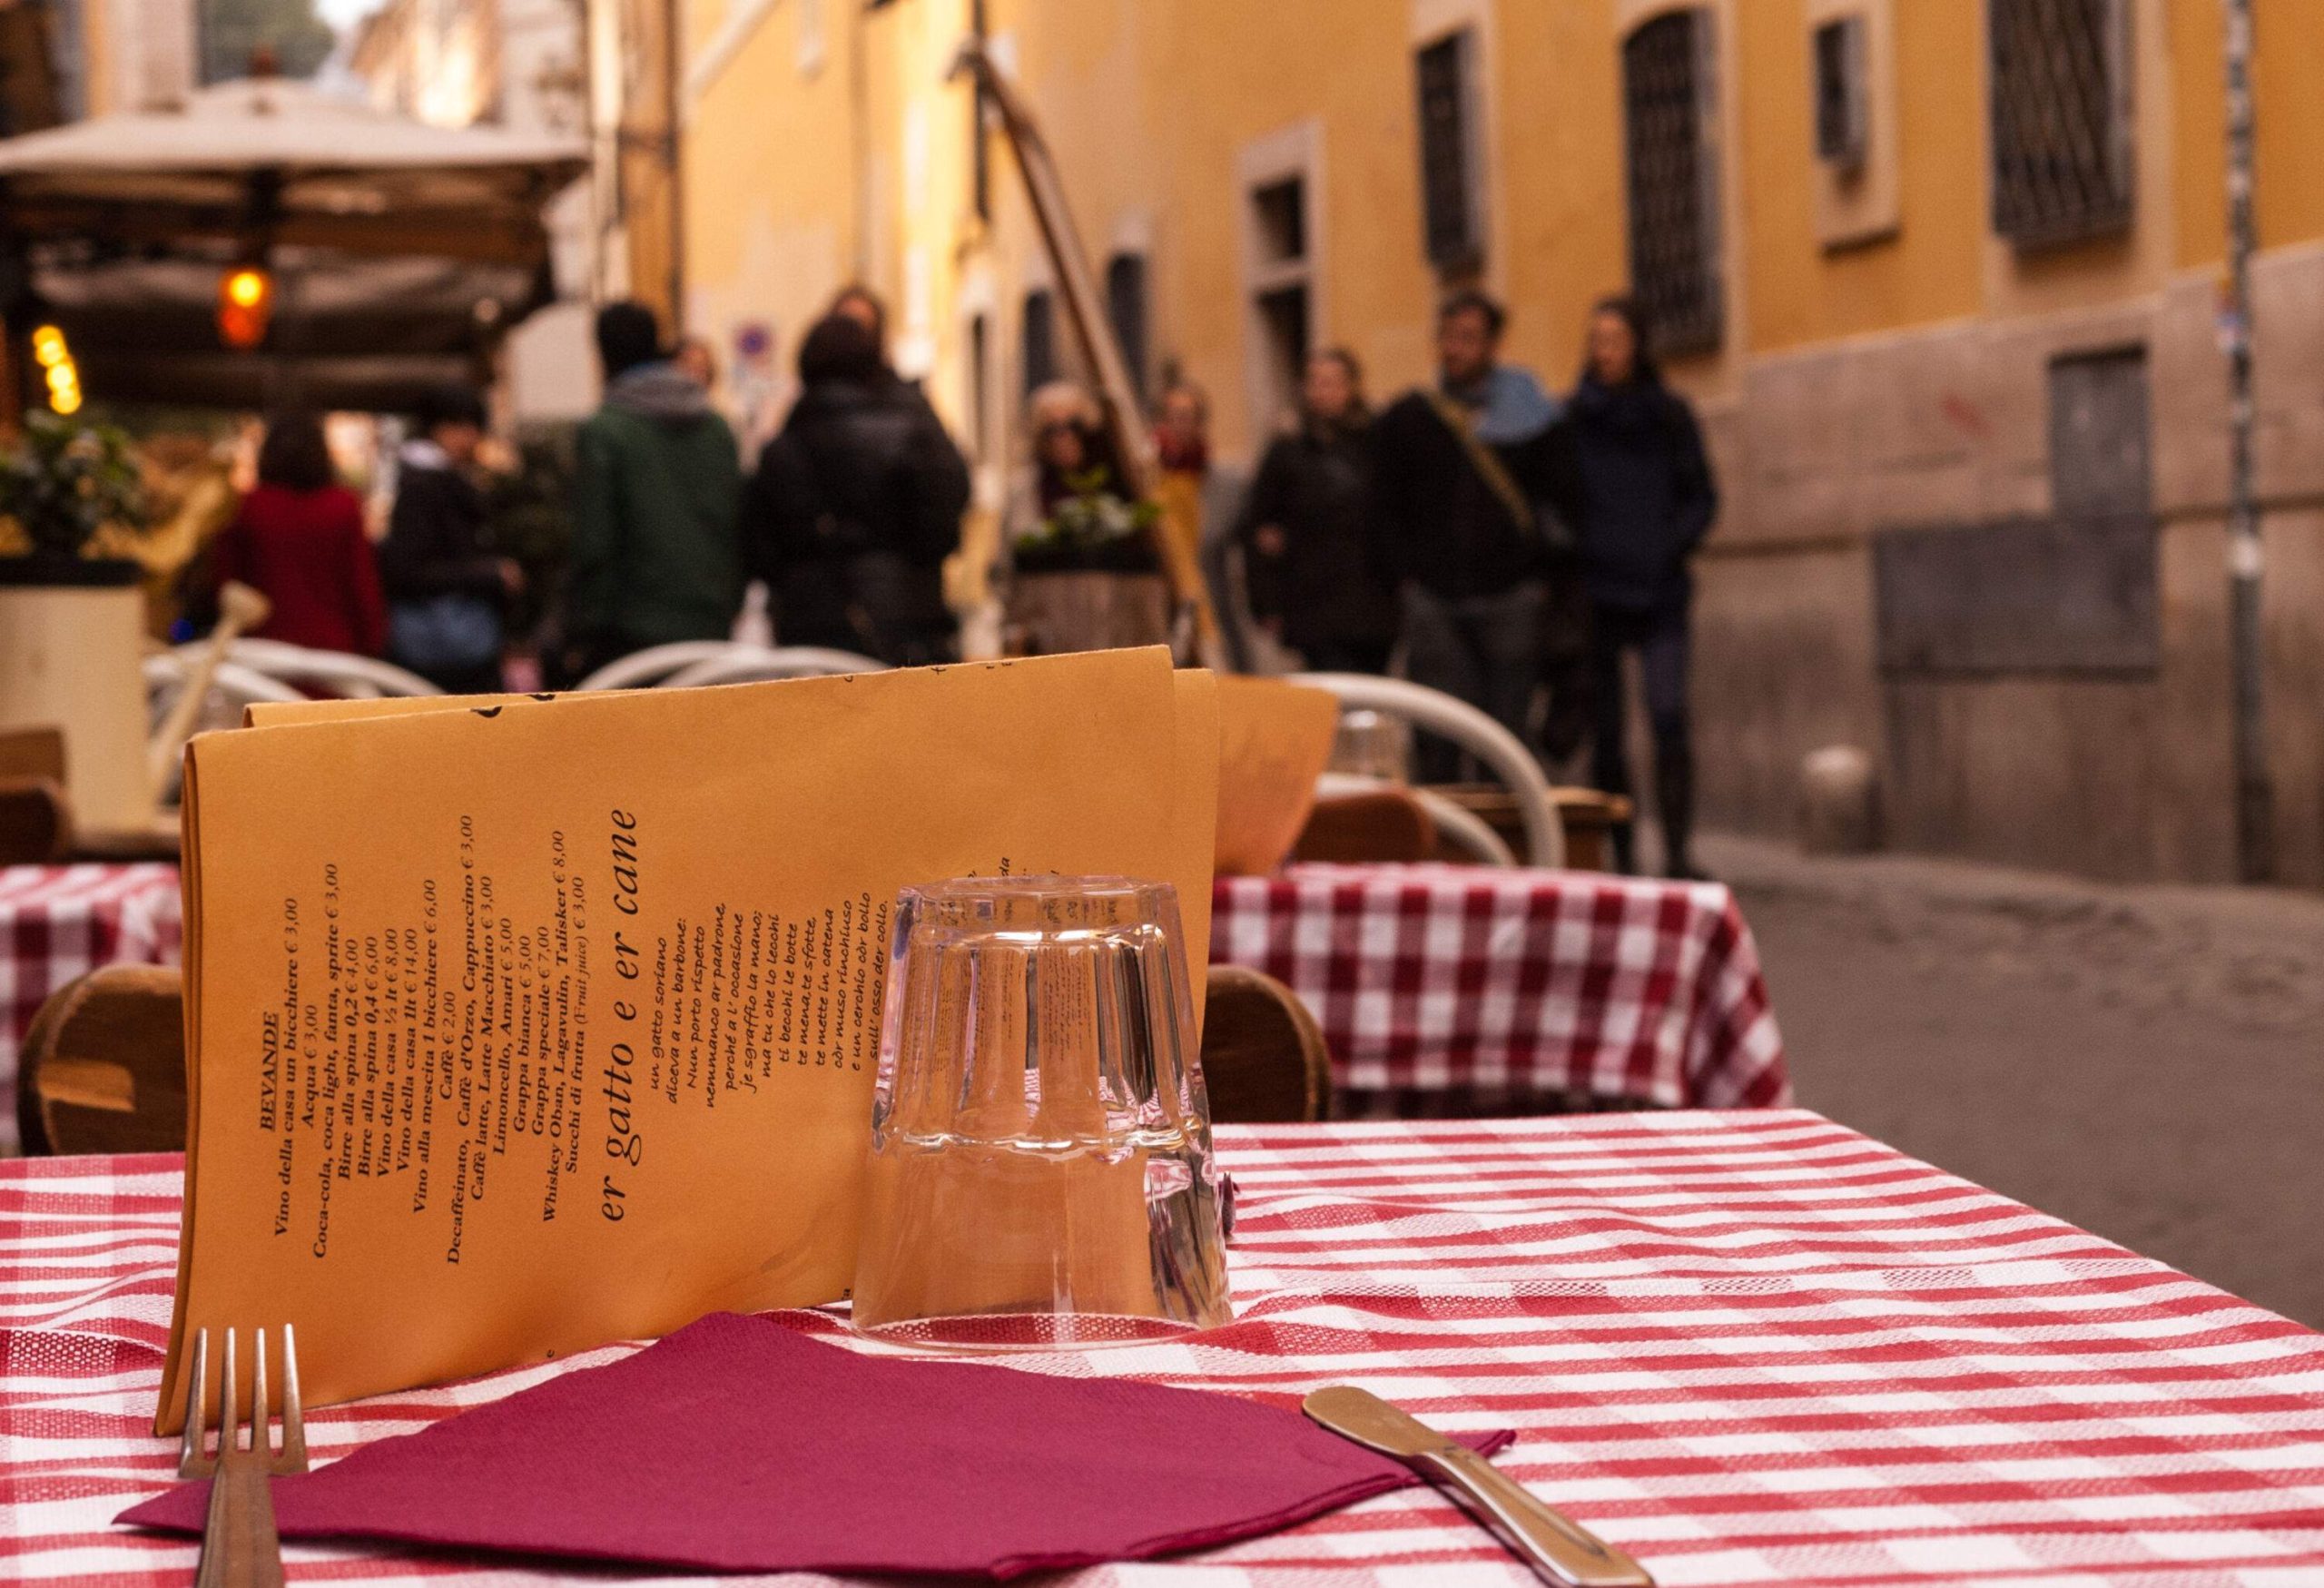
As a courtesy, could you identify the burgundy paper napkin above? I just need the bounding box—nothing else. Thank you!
[122,1312,1512,1579]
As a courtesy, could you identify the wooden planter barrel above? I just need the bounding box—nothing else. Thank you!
[0,560,151,833]
[1006,571,1173,656]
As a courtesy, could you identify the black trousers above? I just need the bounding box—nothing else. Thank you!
[1400,582,1550,784]
[1589,600,1695,874]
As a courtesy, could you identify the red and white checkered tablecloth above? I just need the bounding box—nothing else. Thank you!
[1213,864,1788,1111]
[0,864,184,1155]
[5,1110,2321,1587]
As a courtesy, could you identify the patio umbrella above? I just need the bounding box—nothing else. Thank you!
[0,74,587,410]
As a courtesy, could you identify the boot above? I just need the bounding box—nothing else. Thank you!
[1655,740,1702,881]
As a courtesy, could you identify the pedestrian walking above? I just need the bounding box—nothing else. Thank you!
[1002,381,1153,572]
[210,411,386,657]
[562,301,746,681]
[379,385,517,694]
[1232,349,1397,674]
[743,313,970,666]
[1153,381,1210,477]
[1564,295,1718,878]
[673,335,719,394]
[1370,291,1569,778]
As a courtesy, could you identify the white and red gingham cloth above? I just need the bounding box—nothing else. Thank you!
[5,1110,2321,1587]
[0,864,183,1154]
[1213,864,1788,1111]
[0,864,1778,1143]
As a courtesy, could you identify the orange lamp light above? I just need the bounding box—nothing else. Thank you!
[218,266,274,349]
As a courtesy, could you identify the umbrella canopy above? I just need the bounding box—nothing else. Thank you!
[0,75,587,410]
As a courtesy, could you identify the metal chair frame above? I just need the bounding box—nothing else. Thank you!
[1291,673,1565,869]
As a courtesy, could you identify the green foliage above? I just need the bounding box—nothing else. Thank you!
[0,410,148,567]
[1013,468,1162,573]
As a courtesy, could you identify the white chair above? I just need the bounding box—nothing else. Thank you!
[143,656,308,804]
[573,641,751,691]
[183,639,441,700]
[144,654,308,719]
[1291,673,1564,870]
[659,646,890,688]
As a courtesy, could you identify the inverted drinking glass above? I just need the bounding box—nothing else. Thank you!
[850,875,1233,1349]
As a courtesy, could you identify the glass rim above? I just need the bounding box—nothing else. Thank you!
[898,874,1177,903]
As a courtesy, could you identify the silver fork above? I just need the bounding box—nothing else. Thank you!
[177,1327,309,1588]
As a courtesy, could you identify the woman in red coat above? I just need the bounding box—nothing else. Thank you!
[211,412,387,656]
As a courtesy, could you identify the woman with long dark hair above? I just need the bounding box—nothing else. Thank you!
[1565,295,1718,877]
[210,411,386,656]
[1233,348,1398,673]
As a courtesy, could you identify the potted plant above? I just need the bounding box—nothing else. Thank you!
[1009,468,1164,577]
[0,410,155,833]
[1005,467,1174,655]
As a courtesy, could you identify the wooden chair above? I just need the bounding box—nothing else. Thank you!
[0,777,74,864]
[1199,966,1332,1123]
[16,965,188,1156]
[0,725,67,783]
[1423,784,1637,872]
[1292,787,1436,864]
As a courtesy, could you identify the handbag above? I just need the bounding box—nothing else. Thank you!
[389,592,502,674]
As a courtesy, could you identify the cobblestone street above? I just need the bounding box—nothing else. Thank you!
[1708,833,2324,1329]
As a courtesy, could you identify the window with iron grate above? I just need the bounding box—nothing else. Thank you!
[1988,0,2132,248]
[1105,254,1150,404]
[1814,15,1869,173]
[1414,30,1483,272]
[1021,288,1056,400]
[1621,8,1722,356]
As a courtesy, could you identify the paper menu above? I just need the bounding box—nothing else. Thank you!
[1212,676,1340,876]
[161,648,1216,1429]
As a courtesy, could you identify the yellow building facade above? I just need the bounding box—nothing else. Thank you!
[679,0,2324,885]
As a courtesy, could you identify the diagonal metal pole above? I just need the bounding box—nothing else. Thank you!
[2223,0,2271,883]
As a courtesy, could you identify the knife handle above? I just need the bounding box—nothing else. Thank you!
[1414,1444,1654,1588]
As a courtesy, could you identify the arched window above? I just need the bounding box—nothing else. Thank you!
[1104,253,1150,403]
[1020,288,1056,399]
[1620,8,1722,356]
[1988,0,2133,248]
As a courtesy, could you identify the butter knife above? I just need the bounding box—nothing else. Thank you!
[1303,1386,1654,1588]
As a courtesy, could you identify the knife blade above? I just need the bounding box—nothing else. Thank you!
[1304,1387,1654,1588]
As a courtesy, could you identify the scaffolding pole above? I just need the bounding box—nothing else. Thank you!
[2224,0,2271,883]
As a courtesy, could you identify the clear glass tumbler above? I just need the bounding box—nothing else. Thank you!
[850,876,1233,1349]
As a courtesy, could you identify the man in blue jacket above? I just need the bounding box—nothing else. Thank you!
[1369,291,1568,781]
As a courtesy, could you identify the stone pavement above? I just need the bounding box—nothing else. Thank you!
[1702,833,2324,1329]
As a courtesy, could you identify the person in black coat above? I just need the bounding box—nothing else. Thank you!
[1369,291,1571,779]
[743,314,971,666]
[1233,349,1397,674]
[1563,295,1718,878]
[378,385,519,694]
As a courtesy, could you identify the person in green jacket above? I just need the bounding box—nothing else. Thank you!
[561,301,744,682]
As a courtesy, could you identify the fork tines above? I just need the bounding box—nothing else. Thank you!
[177,1324,308,1478]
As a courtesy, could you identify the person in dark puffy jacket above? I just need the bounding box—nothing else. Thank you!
[743,314,971,666]
[1562,294,1718,878]
[1233,348,1397,674]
